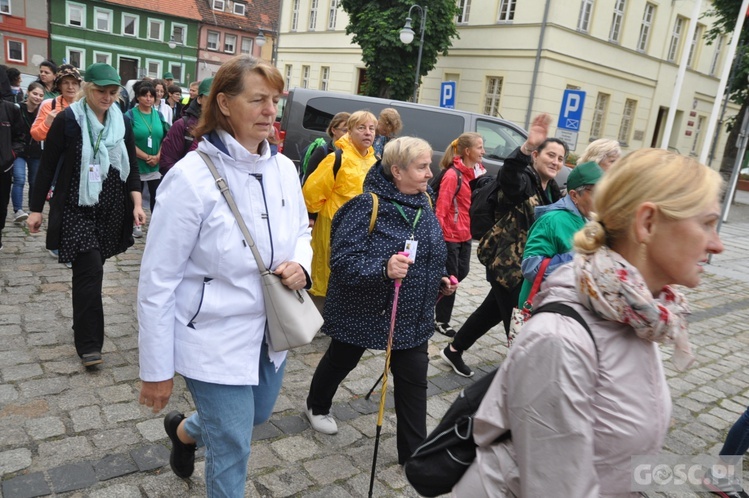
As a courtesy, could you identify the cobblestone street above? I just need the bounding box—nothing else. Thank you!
[0,195,748,498]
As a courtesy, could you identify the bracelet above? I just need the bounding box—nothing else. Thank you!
[521,144,536,156]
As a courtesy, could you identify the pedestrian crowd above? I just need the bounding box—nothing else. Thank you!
[0,55,747,498]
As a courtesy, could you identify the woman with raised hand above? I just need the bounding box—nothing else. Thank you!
[30,64,82,142]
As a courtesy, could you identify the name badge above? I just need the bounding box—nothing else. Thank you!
[403,240,418,262]
[147,136,153,148]
[88,164,102,183]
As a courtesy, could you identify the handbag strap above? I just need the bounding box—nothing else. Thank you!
[526,257,551,304]
[197,150,270,274]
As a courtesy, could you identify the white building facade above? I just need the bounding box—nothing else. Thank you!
[276,0,738,162]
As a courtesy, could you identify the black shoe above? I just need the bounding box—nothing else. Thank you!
[164,411,197,478]
[81,352,103,367]
[435,321,456,337]
[703,469,749,497]
[440,346,474,377]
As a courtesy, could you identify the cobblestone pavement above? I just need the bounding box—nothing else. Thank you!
[1,197,748,498]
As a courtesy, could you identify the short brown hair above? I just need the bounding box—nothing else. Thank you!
[378,108,403,137]
[326,112,350,138]
[193,55,284,139]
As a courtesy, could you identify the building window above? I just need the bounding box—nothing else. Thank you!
[122,14,138,36]
[577,0,593,32]
[301,65,310,88]
[309,0,319,30]
[67,3,85,27]
[328,0,339,29]
[710,35,724,76]
[172,25,186,44]
[590,93,610,138]
[224,34,237,54]
[170,63,183,83]
[687,24,703,68]
[609,0,625,43]
[457,0,471,24]
[148,19,164,41]
[94,8,111,32]
[637,3,655,52]
[0,0,10,15]
[618,99,636,144]
[66,48,84,68]
[498,0,515,22]
[147,60,161,79]
[667,17,685,62]
[207,31,220,51]
[213,0,225,10]
[291,0,300,31]
[483,77,503,117]
[691,116,705,155]
[284,64,292,91]
[6,39,25,63]
[241,37,253,55]
[94,52,111,65]
[234,3,245,15]
[320,66,330,90]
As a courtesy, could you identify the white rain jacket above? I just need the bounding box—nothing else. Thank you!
[138,130,312,386]
[454,263,672,498]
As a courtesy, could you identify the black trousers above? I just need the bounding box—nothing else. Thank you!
[142,178,161,213]
[451,281,521,352]
[72,250,105,357]
[307,338,429,463]
[435,240,472,324]
[0,167,11,244]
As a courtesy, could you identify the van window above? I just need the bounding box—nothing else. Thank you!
[477,119,526,160]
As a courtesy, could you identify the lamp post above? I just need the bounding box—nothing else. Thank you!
[168,35,184,84]
[399,4,427,102]
[255,27,278,66]
[255,29,267,55]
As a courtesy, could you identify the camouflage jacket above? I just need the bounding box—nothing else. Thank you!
[477,147,561,290]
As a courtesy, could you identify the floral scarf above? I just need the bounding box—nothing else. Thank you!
[574,246,694,371]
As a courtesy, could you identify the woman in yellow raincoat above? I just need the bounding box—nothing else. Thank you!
[303,110,378,301]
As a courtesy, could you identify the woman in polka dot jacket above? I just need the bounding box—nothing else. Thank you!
[305,136,458,464]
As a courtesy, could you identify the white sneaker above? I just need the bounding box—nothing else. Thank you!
[132,225,143,238]
[13,209,28,223]
[305,407,338,435]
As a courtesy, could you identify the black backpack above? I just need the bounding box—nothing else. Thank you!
[403,303,597,497]
[429,166,463,223]
[469,174,501,240]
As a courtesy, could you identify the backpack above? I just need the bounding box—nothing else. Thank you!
[300,137,329,180]
[469,174,501,240]
[429,166,463,224]
[403,303,597,497]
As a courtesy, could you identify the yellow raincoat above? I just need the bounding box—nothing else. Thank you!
[303,133,377,296]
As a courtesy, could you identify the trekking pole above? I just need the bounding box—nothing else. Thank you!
[368,270,404,497]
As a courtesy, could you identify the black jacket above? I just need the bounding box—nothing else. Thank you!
[0,100,23,171]
[29,107,141,251]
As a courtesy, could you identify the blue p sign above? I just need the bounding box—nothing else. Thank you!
[440,81,456,109]
[557,90,586,131]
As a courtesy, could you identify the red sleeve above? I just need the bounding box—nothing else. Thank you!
[434,168,458,230]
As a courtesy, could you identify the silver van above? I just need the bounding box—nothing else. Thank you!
[279,88,529,178]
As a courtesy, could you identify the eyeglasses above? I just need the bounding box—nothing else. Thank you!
[336,127,348,133]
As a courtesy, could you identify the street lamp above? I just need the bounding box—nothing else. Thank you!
[400,4,428,102]
[168,35,184,84]
[256,30,266,48]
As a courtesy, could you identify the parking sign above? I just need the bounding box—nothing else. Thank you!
[440,81,456,109]
[557,90,586,131]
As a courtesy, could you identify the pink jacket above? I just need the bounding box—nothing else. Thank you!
[454,263,672,497]
[435,157,475,243]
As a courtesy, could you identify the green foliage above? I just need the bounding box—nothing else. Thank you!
[705,0,749,109]
[340,0,459,101]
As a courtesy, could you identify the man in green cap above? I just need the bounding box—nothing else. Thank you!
[517,160,604,306]
[159,77,213,174]
[163,72,174,87]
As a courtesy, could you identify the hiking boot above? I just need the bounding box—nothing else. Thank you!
[435,321,456,337]
[703,468,749,497]
[305,407,338,435]
[440,346,474,378]
[81,352,103,367]
[132,225,143,238]
[13,210,28,223]
[164,411,197,478]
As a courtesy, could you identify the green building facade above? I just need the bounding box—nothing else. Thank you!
[49,1,200,86]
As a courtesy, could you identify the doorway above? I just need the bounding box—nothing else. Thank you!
[119,58,138,83]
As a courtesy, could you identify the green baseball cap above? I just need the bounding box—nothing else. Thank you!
[84,63,121,86]
[163,72,174,80]
[567,161,604,191]
[198,77,213,96]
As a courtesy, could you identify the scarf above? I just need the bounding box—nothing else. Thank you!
[70,99,129,206]
[574,246,694,371]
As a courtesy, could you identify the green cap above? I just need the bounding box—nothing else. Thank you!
[198,77,213,96]
[163,72,174,80]
[567,161,604,191]
[84,63,120,86]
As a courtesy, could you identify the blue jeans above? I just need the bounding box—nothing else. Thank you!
[720,406,749,464]
[183,340,286,498]
[10,156,39,212]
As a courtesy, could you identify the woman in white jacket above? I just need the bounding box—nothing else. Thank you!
[137,56,311,497]
[454,148,724,497]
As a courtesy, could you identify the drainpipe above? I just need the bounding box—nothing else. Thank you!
[524,0,552,130]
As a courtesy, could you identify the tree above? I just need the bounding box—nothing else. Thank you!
[340,0,459,101]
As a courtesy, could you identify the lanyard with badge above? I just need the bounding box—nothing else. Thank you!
[391,201,422,261]
[84,102,103,184]
[137,108,155,150]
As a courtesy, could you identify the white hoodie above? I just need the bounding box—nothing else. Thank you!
[138,130,312,385]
